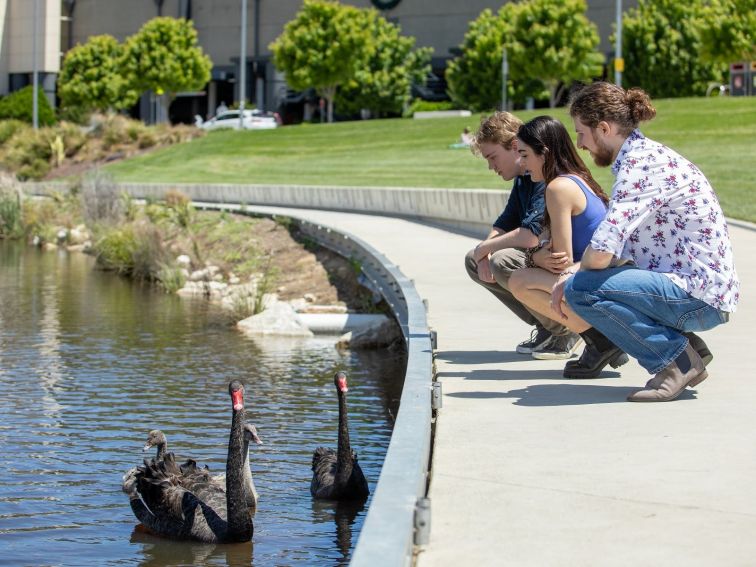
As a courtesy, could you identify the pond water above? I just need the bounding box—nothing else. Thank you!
[0,241,406,566]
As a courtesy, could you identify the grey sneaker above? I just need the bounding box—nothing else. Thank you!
[532,333,583,360]
[516,327,552,354]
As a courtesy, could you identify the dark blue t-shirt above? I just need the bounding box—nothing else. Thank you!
[492,174,545,237]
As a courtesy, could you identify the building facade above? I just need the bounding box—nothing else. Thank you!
[0,0,635,121]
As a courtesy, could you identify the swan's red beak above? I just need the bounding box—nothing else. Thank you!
[336,375,348,393]
[232,389,244,411]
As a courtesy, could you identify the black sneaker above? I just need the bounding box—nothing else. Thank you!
[531,333,583,360]
[516,327,552,354]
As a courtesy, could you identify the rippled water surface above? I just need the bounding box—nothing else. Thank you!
[0,242,405,566]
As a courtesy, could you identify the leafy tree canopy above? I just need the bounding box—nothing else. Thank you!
[618,0,727,97]
[699,0,756,64]
[508,0,603,107]
[335,9,432,117]
[270,0,372,122]
[58,35,139,113]
[121,17,212,97]
[447,0,601,111]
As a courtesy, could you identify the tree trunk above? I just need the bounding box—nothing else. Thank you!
[321,86,337,123]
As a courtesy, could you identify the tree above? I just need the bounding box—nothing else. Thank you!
[270,0,369,122]
[121,17,212,123]
[446,0,601,112]
[508,0,603,108]
[699,0,756,64]
[446,8,512,112]
[619,0,727,97]
[335,10,432,117]
[58,35,139,114]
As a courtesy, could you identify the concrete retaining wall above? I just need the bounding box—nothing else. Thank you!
[31,181,507,238]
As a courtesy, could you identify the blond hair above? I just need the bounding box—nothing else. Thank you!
[470,111,523,156]
[569,82,657,136]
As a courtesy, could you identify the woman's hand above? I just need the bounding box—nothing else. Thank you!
[549,271,573,320]
[533,245,570,273]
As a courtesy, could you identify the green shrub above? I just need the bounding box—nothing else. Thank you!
[0,193,23,238]
[93,225,138,273]
[0,86,56,126]
[0,120,28,146]
[403,99,456,117]
[157,262,186,293]
[1,127,55,180]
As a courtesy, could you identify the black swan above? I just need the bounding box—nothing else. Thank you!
[137,425,262,510]
[311,372,369,501]
[143,429,168,461]
[122,381,254,542]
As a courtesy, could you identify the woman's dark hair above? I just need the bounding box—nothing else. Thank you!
[517,115,610,229]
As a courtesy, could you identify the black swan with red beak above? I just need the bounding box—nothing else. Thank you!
[311,372,369,501]
[122,381,254,542]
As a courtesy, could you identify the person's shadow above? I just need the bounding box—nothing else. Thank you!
[447,383,699,406]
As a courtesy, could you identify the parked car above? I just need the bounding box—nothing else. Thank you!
[198,109,279,130]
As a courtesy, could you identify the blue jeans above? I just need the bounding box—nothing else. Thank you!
[564,266,729,374]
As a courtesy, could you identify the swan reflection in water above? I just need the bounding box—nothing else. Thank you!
[129,525,253,567]
[311,499,366,564]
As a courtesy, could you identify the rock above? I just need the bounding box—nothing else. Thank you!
[237,301,313,337]
[336,317,402,350]
[303,293,316,302]
[56,229,68,243]
[176,254,191,267]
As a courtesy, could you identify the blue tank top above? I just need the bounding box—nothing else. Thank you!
[560,175,607,262]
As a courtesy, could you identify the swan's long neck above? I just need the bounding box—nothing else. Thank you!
[336,392,353,484]
[241,435,257,507]
[226,408,252,540]
[156,442,167,461]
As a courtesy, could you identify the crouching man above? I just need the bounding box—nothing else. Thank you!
[554,82,739,402]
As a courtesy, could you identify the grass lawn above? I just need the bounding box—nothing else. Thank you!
[106,97,756,222]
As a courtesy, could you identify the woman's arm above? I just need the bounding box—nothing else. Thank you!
[544,177,581,266]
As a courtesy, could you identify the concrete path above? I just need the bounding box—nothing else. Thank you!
[250,206,756,567]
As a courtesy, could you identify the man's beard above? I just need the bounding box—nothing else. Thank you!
[590,132,614,167]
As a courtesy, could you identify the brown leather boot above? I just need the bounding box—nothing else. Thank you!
[628,344,707,402]
[644,334,713,388]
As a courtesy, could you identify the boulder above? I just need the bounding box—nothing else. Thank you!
[336,317,402,350]
[237,300,313,337]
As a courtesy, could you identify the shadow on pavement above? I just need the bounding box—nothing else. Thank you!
[435,350,528,364]
[446,384,700,405]
[437,368,622,381]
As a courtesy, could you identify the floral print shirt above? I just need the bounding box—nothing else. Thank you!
[590,130,739,312]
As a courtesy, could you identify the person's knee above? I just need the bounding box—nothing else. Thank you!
[508,268,526,297]
[489,248,522,280]
[464,249,478,279]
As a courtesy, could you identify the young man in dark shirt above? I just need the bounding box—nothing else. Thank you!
[465,112,576,356]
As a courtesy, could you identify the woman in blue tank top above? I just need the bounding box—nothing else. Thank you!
[508,116,611,360]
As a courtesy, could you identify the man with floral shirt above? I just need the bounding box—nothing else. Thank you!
[554,82,739,402]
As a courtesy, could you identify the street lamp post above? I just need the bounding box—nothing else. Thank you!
[501,46,509,112]
[32,0,40,129]
[239,0,248,130]
[614,0,623,86]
